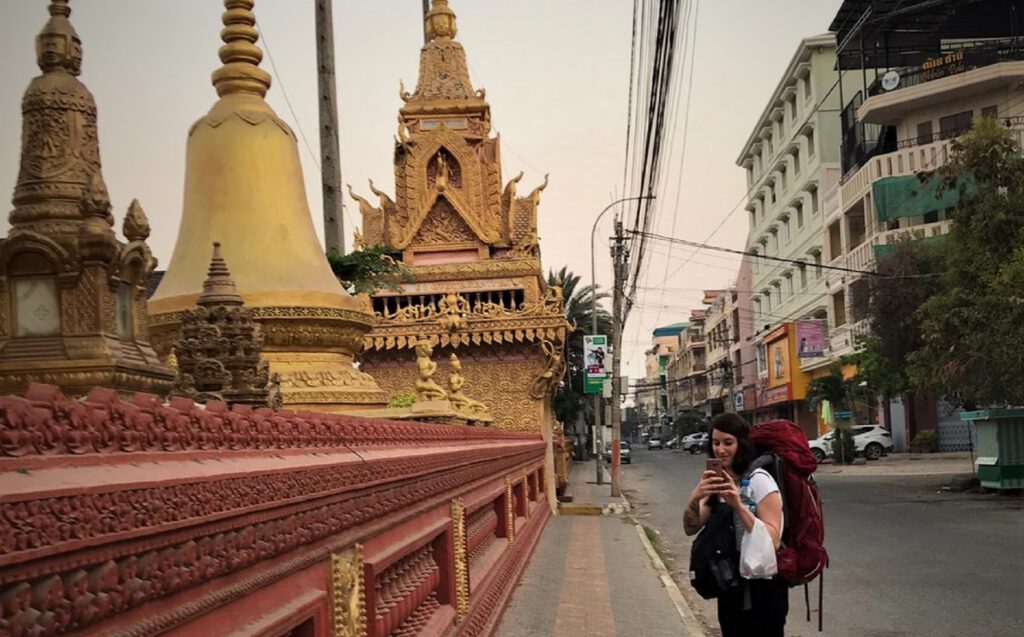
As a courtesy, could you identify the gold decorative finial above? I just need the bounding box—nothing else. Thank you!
[211,0,272,98]
[36,0,82,75]
[123,199,151,242]
[425,0,458,42]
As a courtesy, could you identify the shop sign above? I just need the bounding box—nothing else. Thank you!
[762,384,792,405]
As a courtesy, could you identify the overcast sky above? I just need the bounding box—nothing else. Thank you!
[0,0,843,378]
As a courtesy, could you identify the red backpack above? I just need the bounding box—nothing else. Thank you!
[748,419,828,631]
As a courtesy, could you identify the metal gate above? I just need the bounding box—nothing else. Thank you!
[936,399,976,451]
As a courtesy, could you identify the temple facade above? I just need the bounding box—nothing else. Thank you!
[0,0,172,397]
[354,0,569,433]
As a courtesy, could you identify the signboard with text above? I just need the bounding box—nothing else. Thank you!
[584,335,609,394]
[795,319,826,358]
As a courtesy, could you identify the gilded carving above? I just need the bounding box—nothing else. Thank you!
[451,498,470,620]
[411,198,478,247]
[504,476,515,544]
[448,353,491,420]
[414,338,448,402]
[529,338,567,401]
[330,546,367,637]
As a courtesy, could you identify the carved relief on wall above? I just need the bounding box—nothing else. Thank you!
[451,498,470,621]
[59,269,99,334]
[410,198,478,247]
[364,347,546,431]
[330,546,368,637]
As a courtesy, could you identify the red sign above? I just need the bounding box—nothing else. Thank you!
[761,384,792,405]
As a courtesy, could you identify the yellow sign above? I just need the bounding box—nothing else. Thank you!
[768,337,791,387]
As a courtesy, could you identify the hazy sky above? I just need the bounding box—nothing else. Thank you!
[0,0,843,377]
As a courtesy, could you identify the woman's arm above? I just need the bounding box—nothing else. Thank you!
[683,470,722,536]
[719,481,783,549]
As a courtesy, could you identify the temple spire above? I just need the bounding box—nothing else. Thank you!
[425,0,458,42]
[212,0,271,98]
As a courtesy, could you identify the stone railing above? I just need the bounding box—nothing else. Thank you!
[0,384,548,637]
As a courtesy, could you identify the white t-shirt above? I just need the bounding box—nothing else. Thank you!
[747,468,783,529]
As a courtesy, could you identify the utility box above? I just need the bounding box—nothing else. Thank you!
[960,409,1024,490]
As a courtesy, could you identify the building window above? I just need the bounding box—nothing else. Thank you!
[806,129,816,157]
[792,149,801,175]
[809,186,820,215]
[812,250,823,279]
[781,217,790,245]
[763,290,772,312]
[756,343,767,374]
[981,105,998,120]
[916,120,933,145]
[939,110,972,140]
[784,272,794,297]
[795,201,804,228]
[799,263,808,289]
[749,209,756,228]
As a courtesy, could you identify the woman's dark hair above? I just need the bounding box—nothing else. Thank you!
[707,412,758,474]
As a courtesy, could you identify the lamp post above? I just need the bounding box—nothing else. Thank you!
[590,195,653,486]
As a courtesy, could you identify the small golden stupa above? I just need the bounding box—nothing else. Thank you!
[0,0,172,397]
[148,0,385,410]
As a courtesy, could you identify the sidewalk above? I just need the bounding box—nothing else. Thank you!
[495,461,706,637]
[816,451,977,476]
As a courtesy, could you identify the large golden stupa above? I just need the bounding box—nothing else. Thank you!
[148,0,385,410]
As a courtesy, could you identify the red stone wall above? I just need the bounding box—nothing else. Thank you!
[0,384,548,637]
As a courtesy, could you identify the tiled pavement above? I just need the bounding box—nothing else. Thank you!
[495,462,706,637]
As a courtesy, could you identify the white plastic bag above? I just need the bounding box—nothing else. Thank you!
[739,517,778,579]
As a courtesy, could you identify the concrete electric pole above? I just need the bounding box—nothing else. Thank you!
[610,220,627,497]
[315,0,345,255]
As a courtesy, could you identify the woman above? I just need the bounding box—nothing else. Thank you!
[683,413,788,637]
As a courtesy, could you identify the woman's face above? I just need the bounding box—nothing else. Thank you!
[712,429,739,470]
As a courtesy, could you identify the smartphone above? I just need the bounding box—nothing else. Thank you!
[705,458,724,478]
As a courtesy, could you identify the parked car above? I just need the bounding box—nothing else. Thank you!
[681,432,708,454]
[665,436,680,449]
[603,440,632,464]
[808,425,894,462]
[647,437,663,450]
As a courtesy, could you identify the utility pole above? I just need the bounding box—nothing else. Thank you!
[422,0,431,43]
[316,0,345,255]
[610,220,626,497]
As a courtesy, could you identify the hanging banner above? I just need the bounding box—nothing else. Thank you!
[795,319,826,358]
[584,335,609,394]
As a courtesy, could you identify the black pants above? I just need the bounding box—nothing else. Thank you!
[716,578,789,637]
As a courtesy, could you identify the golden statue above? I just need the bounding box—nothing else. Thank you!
[448,353,490,419]
[530,338,567,400]
[437,291,470,331]
[414,338,448,402]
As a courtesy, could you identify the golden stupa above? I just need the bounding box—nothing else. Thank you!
[148,0,385,410]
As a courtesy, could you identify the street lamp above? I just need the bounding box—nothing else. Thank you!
[589,195,654,485]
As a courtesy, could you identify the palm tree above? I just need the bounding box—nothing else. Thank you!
[547,267,613,432]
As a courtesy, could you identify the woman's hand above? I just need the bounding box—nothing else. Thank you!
[716,478,742,511]
[693,470,727,500]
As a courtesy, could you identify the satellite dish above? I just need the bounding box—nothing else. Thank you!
[881,70,901,91]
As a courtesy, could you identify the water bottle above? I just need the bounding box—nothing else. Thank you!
[740,478,757,516]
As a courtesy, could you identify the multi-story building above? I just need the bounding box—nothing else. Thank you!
[701,290,732,415]
[825,0,1024,449]
[731,260,757,416]
[643,322,687,434]
[669,310,708,417]
[736,34,858,434]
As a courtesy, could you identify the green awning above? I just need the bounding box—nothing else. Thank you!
[872,174,976,222]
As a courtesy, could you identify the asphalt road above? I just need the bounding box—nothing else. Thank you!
[620,445,1024,637]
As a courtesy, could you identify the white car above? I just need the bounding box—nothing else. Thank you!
[808,425,894,463]
[681,432,708,454]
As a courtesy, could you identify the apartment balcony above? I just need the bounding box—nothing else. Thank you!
[837,219,952,283]
[861,42,1024,123]
[847,121,1024,208]
[828,319,871,359]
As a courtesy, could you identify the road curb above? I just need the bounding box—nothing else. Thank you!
[622,482,707,637]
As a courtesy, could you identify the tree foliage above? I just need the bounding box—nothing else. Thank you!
[327,246,412,295]
[547,266,613,429]
[850,239,947,396]
[908,119,1024,407]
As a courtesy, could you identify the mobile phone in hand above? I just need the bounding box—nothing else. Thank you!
[705,458,723,478]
